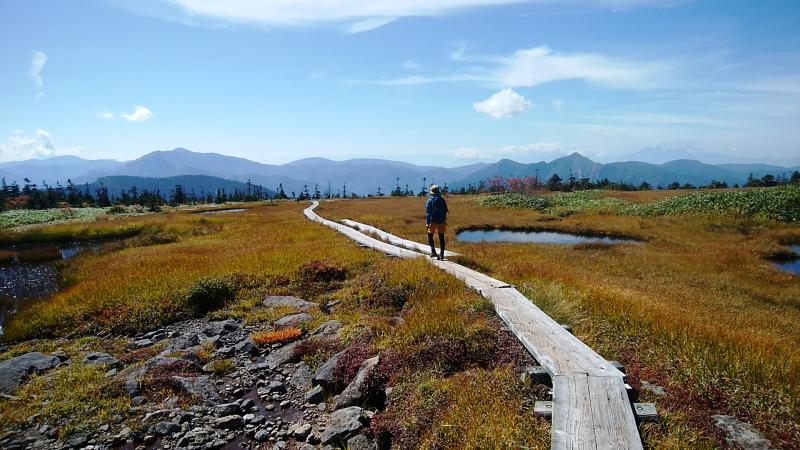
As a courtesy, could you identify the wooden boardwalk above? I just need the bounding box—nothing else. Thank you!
[305,202,643,450]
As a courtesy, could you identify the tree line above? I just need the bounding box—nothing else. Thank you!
[452,170,800,195]
[0,178,271,211]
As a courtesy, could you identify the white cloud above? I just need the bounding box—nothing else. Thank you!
[346,17,396,33]
[369,45,671,90]
[473,88,532,119]
[28,50,47,88]
[121,106,153,122]
[552,98,565,109]
[0,129,64,161]
[492,45,668,89]
[455,142,565,159]
[130,0,683,31]
[97,111,115,120]
[401,60,421,70]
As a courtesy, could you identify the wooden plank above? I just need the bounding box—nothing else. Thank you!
[305,201,643,450]
[341,219,460,257]
[588,376,643,449]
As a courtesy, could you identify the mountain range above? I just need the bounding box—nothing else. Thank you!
[1,148,798,196]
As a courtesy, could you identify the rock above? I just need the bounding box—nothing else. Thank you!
[268,380,287,393]
[347,434,377,450]
[274,313,314,328]
[311,320,343,340]
[305,385,325,404]
[334,356,379,409]
[291,363,314,391]
[68,434,89,448]
[241,398,256,411]
[290,423,312,440]
[171,375,222,405]
[712,415,771,450]
[263,296,317,310]
[82,352,122,369]
[254,430,270,442]
[214,402,241,417]
[203,319,240,336]
[234,339,258,355]
[313,350,344,390]
[163,334,200,354]
[214,415,244,430]
[152,421,181,436]
[118,356,192,396]
[640,380,666,397]
[321,406,367,445]
[266,341,302,369]
[0,352,61,394]
[132,339,153,349]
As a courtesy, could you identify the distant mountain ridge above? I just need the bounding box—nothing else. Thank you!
[1,149,798,195]
[87,175,275,199]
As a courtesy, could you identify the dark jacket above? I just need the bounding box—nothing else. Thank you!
[425,194,448,225]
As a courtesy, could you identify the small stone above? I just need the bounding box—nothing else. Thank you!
[241,398,256,411]
[143,435,156,445]
[640,380,666,397]
[290,423,312,440]
[713,415,772,450]
[263,296,317,310]
[347,434,378,450]
[214,402,241,417]
[152,421,181,436]
[254,430,270,442]
[268,380,286,393]
[305,385,325,404]
[280,400,291,408]
[82,352,122,369]
[321,406,366,445]
[274,313,314,328]
[214,415,244,430]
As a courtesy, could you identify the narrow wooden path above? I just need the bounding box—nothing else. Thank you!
[304,202,643,450]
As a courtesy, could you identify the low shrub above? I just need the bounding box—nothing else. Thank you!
[298,260,347,282]
[185,277,236,316]
[291,338,346,370]
[333,342,375,387]
[252,327,303,346]
[206,359,236,375]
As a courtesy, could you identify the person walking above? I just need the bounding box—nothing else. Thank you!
[425,184,448,260]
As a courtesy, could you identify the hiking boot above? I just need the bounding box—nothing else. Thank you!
[430,252,439,258]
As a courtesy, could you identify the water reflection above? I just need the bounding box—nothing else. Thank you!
[774,245,800,275]
[0,244,101,334]
[456,228,640,245]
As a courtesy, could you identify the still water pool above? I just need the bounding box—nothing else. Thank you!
[456,229,641,245]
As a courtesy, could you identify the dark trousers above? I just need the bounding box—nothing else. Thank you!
[428,232,445,257]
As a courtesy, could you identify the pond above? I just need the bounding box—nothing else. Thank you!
[456,228,641,245]
[774,245,800,275]
[0,244,103,334]
[199,208,247,215]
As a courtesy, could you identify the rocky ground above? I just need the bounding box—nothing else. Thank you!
[0,296,382,450]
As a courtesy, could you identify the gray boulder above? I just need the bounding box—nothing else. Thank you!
[234,338,258,355]
[214,415,244,430]
[311,320,343,340]
[0,352,60,394]
[290,362,314,391]
[313,350,344,390]
[203,319,240,336]
[334,356,379,409]
[171,375,223,405]
[266,341,302,369]
[713,415,771,450]
[305,385,325,404]
[274,313,314,328]
[321,406,367,445]
[152,421,181,436]
[263,296,317,310]
[82,352,122,369]
[348,434,378,450]
[214,402,241,417]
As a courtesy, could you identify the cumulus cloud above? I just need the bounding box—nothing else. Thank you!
[97,111,115,120]
[455,142,565,160]
[121,106,153,122]
[28,51,47,88]
[0,129,61,160]
[125,0,682,32]
[473,88,532,119]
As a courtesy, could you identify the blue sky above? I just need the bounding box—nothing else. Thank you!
[1,0,799,166]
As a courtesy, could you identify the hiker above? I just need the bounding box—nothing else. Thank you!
[425,184,448,260]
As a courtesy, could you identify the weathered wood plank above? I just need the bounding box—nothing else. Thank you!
[341,219,460,257]
[305,202,643,450]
